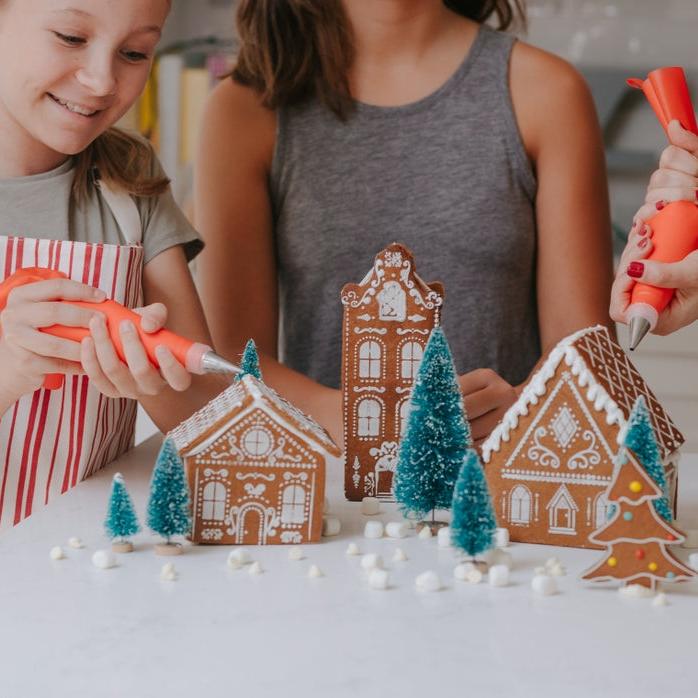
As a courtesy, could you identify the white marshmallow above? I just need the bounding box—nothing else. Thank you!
[308,564,324,578]
[322,516,341,537]
[361,497,380,515]
[345,542,361,556]
[418,526,432,540]
[653,592,669,607]
[392,547,408,562]
[454,563,482,584]
[368,569,390,590]
[228,549,251,568]
[248,561,263,575]
[488,564,509,587]
[49,546,65,560]
[288,546,304,561]
[531,574,556,596]
[364,520,384,539]
[495,527,510,548]
[160,562,177,581]
[544,557,566,576]
[619,584,655,599]
[386,521,408,539]
[415,570,441,592]
[67,537,84,549]
[437,526,452,548]
[91,549,116,570]
[689,552,698,571]
[360,553,383,571]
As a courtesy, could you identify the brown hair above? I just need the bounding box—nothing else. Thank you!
[72,128,170,201]
[232,0,526,120]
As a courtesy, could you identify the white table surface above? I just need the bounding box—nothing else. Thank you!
[1,437,697,698]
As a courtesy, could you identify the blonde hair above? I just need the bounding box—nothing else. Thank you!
[72,128,169,200]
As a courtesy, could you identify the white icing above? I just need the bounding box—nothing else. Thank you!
[531,574,556,596]
[49,546,65,560]
[361,497,380,516]
[364,520,384,539]
[437,526,452,547]
[91,550,116,570]
[386,521,408,539]
[495,527,510,548]
[345,542,361,556]
[415,570,441,592]
[418,526,432,540]
[288,546,304,561]
[360,553,383,571]
[368,569,390,590]
[488,564,509,587]
[248,561,263,575]
[619,584,655,599]
[308,564,324,578]
[392,547,408,562]
[322,516,341,537]
[160,562,177,581]
[67,537,84,549]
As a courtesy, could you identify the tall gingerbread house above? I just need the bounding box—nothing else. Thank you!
[482,325,684,549]
[169,375,340,545]
[341,243,444,501]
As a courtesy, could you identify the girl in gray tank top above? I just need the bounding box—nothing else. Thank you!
[196,0,613,444]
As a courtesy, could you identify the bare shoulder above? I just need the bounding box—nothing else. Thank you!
[201,78,276,170]
[509,41,597,158]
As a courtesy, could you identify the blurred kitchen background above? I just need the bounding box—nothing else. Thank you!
[131,0,698,448]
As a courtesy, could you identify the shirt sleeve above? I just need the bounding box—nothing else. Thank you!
[136,147,204,265]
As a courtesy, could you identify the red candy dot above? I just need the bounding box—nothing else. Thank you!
[635,548,645,560]
[666,534,676,542]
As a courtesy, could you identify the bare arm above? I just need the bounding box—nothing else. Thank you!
[194,80,342,443]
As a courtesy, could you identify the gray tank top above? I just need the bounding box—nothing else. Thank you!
[270,25,539,389]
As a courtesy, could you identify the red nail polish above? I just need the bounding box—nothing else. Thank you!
[627,262,644,278]
[655,200,665,211]
[638,237,649,248]
[631,220,637,229]
[637,224,647,236]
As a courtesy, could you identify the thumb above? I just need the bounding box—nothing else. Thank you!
[133,302,167,333]
[667,119,698,157]
[632,250,698,289]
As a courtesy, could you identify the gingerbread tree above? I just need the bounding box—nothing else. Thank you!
[582,402,695,590]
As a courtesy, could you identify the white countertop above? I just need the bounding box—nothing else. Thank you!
[1,437,697,698]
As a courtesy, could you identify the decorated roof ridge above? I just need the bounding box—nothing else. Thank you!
[340,242,444,310]
[168,375,340,458]
[481,325,681,464]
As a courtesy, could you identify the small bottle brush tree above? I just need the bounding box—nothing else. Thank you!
[104,472,140,553]
[394,327,471,531]
[450,448,497,561]
[235,338,262,381]
[147,439,191,555]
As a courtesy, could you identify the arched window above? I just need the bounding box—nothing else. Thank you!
[358,340,382,379]
[398,399,411,436]
[281,485,306,524]
[400,341,423,380]
[202,481,227,521]
[357,398,381,437]
[510,485,531,524]
[595,493,610,527]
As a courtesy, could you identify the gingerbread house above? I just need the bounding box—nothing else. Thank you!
[168,375,340,545]
[341,243,444,501]
[481,325,684,549]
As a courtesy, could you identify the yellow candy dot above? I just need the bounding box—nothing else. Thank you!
[648,562,658,572]
[629,480,643,493]
[607,557,617,568]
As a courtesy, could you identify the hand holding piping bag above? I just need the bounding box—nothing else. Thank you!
[618,68,698,349]
[0,268,240,401]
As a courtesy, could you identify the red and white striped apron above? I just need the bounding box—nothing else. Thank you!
[0,181,144,531]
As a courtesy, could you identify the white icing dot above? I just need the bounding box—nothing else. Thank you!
[418,526,432,540]
[361,497,380,516]
[488,564,509,587]
[531,574,556,596]
[619,584,654,599]
[652,592,669,607]
[386,521,408,539]
[322,516,341,537]
[454,562,482,584]
[227,549,251,569]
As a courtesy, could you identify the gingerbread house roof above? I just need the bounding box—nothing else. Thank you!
[169,375,340,459]
[340,242,444,315]
[481,325,684,465]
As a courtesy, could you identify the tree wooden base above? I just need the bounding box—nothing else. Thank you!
[416,520,448,535]
[154,542,183,556]
[111,541,134,553]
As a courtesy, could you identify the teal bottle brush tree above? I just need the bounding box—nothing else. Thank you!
[394,327,471,533]
[104,472,140,553]
[450,448,497,564]
[235,338,262,381]
[147,438,191,556]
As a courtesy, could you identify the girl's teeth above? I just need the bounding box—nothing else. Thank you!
[55,97,96,116]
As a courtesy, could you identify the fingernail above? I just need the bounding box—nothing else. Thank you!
[627,262,644,278]
[637,224,647,236]
[655,200,666,211]
[631,220,637,229]
[638,237,649,249]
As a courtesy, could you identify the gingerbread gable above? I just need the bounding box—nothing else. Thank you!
[482,325,684,549]
[340,243,444,501]
[168,376,338,545]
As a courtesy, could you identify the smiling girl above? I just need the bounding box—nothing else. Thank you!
[0,0,222,530]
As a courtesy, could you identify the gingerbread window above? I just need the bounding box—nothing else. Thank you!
[357,398,382,437]
[281,484,306,524]
[509,485,531,524]
[400,341,423,380]
[358,340,382,379]
[202,481,227,521]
